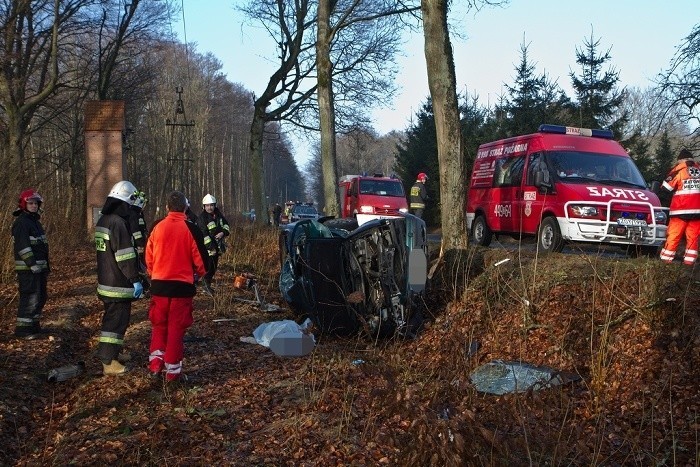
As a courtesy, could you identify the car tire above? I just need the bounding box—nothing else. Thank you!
[471,215,492,246]
[537,217,564,253]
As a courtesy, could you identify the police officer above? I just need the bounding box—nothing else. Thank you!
[94,180,144,375]
[659,149,700,265]
[410,172,429,219]
[12,189,49,340]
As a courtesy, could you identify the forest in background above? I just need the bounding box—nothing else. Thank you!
[1,1,698,261]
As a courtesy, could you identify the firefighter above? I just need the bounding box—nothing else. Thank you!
[12,188,50,340]
[94,180,144,375]
[659,149,700,265]
[410,172,429,219]
[197,194,230,294]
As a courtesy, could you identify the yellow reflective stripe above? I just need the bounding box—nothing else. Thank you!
[94,227,110,240]
[222,224,230,232]
[18,246,33,256]
[203,237,212,245]
[132,231,143,240]
[206,221,216,230]
[115,247,136,262]
[98,336,124,345]
[97,285,134,298]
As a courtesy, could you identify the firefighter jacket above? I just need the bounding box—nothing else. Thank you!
[128,205,149,256]
[197,208,230,256]
[410,181,428,209]
[12,210,49,273]
[146,211,207,297]
[95,197,141,302]
[662,159,700,219]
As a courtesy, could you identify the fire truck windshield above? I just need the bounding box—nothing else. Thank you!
[546,151,647,188]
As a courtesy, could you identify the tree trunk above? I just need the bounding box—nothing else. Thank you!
[249,104,266,221]
[316,0,340,217]
[421,0,468,251]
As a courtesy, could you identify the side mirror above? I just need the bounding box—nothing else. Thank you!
[650,180,660,194]
[534,170,552,190]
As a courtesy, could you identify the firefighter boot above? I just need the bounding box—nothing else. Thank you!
[102,359,128,376]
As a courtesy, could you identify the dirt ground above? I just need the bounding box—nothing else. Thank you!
[0,230,698,465]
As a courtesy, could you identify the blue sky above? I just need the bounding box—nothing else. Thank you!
[176,0,697,164]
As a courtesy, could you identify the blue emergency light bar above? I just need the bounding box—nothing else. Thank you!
[538,124,614,139]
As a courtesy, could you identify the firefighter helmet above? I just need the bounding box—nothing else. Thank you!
[202,194,217,205]
[109,180,138,204]
[417,172,428,182]
[18,188,43,211]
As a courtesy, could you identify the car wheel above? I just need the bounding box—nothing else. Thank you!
[471,215,492,246]
[537,217,564,253]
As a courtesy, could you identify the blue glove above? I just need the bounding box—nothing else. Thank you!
[133,281,144,299]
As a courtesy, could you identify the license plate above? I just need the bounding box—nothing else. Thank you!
[617,218,647,226]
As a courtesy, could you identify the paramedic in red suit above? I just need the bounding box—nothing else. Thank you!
[659,149,700,265]
[145,191,207,382]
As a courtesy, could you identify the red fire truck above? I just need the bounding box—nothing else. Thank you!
[338,174,408,224]
[467,124,667,254]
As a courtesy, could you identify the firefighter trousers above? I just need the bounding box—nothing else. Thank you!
[97,301,132,363]
[659,217,700,265]
[16,271,48,333]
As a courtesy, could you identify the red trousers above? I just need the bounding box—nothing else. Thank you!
[148,296,194,375]
[660,217,700,265]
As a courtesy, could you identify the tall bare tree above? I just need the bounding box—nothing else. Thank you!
[658,23,700,147]
[0,0,73,187]
[239,0,317,222]
[421,0,466,251]
[95,0,175,100]
[315,0,417,216]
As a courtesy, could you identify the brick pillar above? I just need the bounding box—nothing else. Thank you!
[85,101,125,231]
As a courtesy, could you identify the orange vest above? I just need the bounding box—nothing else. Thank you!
[662,159,700,218]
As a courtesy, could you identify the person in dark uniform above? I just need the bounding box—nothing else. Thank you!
[12,188,50,340]
[409,172,429,219]
[94,180,143,376]
[197,194,230,294]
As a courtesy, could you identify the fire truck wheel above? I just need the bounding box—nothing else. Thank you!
[472,215,492,246]
[538,217,564,253]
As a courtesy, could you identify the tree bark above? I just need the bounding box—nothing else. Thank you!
[249,103,267,219]
[421,0,468,251]
[316,0,340,217]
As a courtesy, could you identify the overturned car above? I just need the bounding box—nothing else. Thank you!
[278,215,428,338]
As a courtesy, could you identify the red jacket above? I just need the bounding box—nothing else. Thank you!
[146,211,207,297]
[663,159,700,219]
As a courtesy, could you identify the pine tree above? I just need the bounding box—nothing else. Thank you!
[502,41,570,136]
[395,100,438,223]
[569,30,627,137]
[653,130,675,181]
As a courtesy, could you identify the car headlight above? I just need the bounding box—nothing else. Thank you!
[654,210,667,225]
[359,205,374,214]
[399,208,408,213]
[569,205,599,217]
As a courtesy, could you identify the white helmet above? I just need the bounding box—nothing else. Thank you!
[202,194,217,205]
[109,180,138,204]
